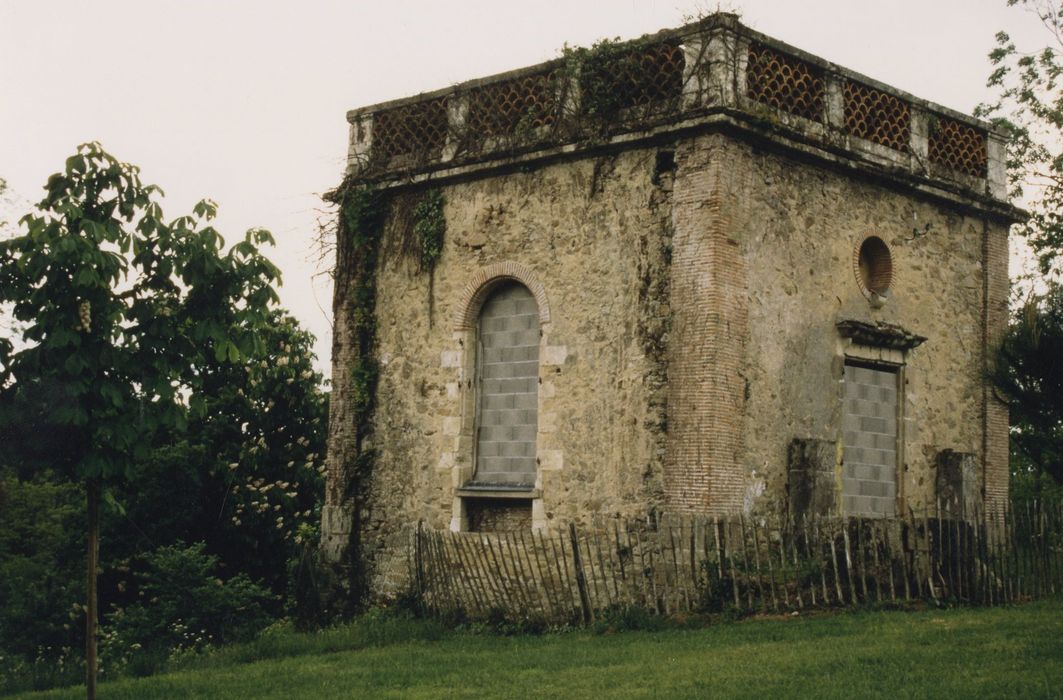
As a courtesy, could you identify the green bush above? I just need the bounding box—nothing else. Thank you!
[110,542,273,659]
[0,475,83,658]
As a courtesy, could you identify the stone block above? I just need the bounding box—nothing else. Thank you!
[542,345,568,366]
[539,449,564,471]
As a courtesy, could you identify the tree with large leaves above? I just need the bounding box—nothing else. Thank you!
[978,2,1063,488]
[995,284,1063,487]
[977,0,1063,277]
[0,143,280,697]
[110,309,328,598]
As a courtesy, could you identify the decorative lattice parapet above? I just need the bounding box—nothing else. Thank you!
[344,13,1013,209]
[746,42,825,122]
[843,80,911,152]
[928,116,989,178]
[466,70,560,138]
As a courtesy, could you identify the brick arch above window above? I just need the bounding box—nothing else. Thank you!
[453,261,551,331]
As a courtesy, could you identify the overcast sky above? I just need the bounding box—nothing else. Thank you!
[0,0,1048,373]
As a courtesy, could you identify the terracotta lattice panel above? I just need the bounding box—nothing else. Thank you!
[746,43,824,121]
[371,97,449,160]
[466,70,559,138]
[844,80,911,152]
[928,117,988,178]
[581,40,685,114]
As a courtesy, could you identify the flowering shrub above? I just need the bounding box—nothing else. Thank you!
[216,312,327,586]
[108,543,273,659]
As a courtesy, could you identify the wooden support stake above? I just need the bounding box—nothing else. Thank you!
[774,513,790,609]
[520,530,550,620]
[828,521,845,605]
[452,534,484,614]
[853,519,869,603]
[624,526,645,608]
[899,518,912,601]
[556,531,578,619]
[667,524,683,612]
[433,531,460,613]
[518,531,546,615]
[599,526,620,607]
[1007,504,1018,600]
[973,507,987,606]
[935,498,948,599]
[641,526,663,614]
[870,521,885,603]
[421,528,444,612]
[957,513,967,601]
[712,516,725,583]
[596,529,619,607]
[789,516,804,609]
[632,526,655,612]
[473,533,502,611]
[503,532,534,614]
[583,530,603,611]
[738,515,757,609]
[483,532,514,612]
[943,500,957,599]
[535,531,561,620]
[722,519,741,609]
[841,520,856,605]
[454,537,486,611]
[984,509,994,603]
[446,536,469,613]
[414,521,425,600]
[423,531,446,612]
[690,520,699,609]
[998,507,1010,604]
[923,506,938,603]
[879,521,894,602]
[755,518,779,611]
[613,523,630,604]
[570,523,593,624]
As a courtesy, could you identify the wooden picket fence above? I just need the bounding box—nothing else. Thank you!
[412,499,1063,623]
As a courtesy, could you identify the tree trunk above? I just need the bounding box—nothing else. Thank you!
[86,479,99,700]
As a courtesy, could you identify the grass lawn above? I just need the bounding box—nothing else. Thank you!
[13,601,1063,699]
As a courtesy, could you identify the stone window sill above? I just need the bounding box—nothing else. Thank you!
[457,484,540,500]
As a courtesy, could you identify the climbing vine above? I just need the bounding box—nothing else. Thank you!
[328,180,445,482]
[332,180,387,451]
[349,29,713,178]
[412,189,446,271]
[559,37,674,128]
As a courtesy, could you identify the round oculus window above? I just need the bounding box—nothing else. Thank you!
[855,236,893,301]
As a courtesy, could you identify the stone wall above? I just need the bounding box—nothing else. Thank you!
[356,147,674,595]
[329,131,1011,600]
[709,133,1009,515]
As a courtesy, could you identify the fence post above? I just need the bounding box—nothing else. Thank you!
[570,523,593,624]
[415,520,425,599]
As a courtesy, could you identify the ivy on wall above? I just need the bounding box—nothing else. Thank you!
[329,182,446,490]
[412,190,446,271]
[334,182,386,457]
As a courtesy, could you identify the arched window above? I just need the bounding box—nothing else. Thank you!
[473,281,539,487]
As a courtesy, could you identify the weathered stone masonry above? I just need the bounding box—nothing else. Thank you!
[322,14,1023,598]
